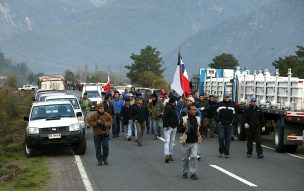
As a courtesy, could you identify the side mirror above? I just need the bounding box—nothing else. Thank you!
[24,116,29,121]
[76,112,83,117]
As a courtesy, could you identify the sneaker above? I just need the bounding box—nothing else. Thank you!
[153,136,158,140]
[112,135,117,138]
[247,154,252,158]
[258,154,264,159]
[103,161,108,165]
[182,173,187,179]
[135,139,138,142]
[127,138,131,141]
[191,174,198,180]
[224,154,229,158]
[169,155,174,161]
[197,155,201,160]
[137,142,142,147]
[218,153,224,158]
[165,156,170,163]
[97,161,102,166]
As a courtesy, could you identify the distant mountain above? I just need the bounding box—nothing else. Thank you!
[163,0,304,79]
[0,0,270,75]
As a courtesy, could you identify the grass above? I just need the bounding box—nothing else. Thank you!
[0,88,50,190]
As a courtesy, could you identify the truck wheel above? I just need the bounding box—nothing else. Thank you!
[285,145,298,153]
[237,120,246,141]
[73,134,86,155]
[24,139,36,157]
[274,120,284,152]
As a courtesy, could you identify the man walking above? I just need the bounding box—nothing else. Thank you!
[112,91,124,137]
[204,95,218,138]
[88,103,113,166]
[147,93,164,139]
[79,93,92,128]
[243,98,265,159]
[217,94,235,158]
[162,96,179,163]
[130,96,149,146]
[179,104,201,180]
[102,94,116,138]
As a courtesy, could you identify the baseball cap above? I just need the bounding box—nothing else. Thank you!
[185,97,195,103]
[250,98,257,102]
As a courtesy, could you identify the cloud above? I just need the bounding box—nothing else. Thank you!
[25,16,32,30]
[0,2,17,27]
[89,0,111,8]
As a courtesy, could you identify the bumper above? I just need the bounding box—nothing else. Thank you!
[27,130,84,146]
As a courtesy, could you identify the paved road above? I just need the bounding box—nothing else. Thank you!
[76,127,304,191]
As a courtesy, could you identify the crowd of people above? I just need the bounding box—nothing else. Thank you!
[79,87,265,180]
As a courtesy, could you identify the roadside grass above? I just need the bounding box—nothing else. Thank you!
[0,89,50,190]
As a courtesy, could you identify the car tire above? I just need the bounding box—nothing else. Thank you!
[73,133,86,155]
[237,115,246,141]
[274,119,284,153]
[24,138,36,157]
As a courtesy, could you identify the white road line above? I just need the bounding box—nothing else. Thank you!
[75,155,94,191]
[157,136,165,142]
[260,144,275,151]
[286,153,304,160]
[210,165,258,187]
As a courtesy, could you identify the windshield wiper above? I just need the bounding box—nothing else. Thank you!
[46,116,61,120]
[31,117,46,120]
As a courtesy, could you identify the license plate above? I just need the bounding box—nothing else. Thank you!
[48,133,61,139]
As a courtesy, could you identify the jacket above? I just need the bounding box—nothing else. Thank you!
[147,100,164,119]
[180,115,201,143]
[79,98,92,114]
[243,105,265,129]
[102,100,115,116]
[217,100,235,125]
[121,104,132,124]
[163,103,179,128]
[205,100,218,118]
[88,111,113,136]
[130,104,149,123]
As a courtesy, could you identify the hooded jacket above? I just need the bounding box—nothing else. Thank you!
[89,111,113,136]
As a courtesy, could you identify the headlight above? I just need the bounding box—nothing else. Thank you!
[28,127,39,134]
[69,123,80,131]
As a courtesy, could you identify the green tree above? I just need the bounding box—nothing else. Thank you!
[272,46,304,78]
[125,45,165,84]
[64,69,76,82]
[209,53,239,69]
[27,72,44,84]
[5,75,17,88]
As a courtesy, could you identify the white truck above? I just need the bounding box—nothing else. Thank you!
[196,67,304,153]
[18,85,38,91]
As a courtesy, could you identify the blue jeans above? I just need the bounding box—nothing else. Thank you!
[93,135,109,162]
[218,124,232,155]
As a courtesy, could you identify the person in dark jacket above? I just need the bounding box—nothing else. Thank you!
[216,94,236,158]
[130,96,149,146]
[204,95,218,138]
[88,103,113,166]
[162,96,179,163]
[179,104,201,180]
[243,98,265,159]
[102,94,116,138]
[121,98,132,141]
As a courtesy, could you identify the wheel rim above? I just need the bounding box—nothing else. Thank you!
[275,131,279,145]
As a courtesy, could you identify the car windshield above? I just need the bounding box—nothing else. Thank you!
[85,91,100,98]
[30,104,75,120]
[46,98,80,109]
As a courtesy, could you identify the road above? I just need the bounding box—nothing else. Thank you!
[45,125,304,191]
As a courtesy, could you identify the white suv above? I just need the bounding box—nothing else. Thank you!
[23,100,86,157]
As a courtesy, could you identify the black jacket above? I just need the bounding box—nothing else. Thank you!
[205,100,218,118]
[121,104,132,124]
[131,104,149,123]
[163,103,179,128]
[180,115,199,143]
[217,100,235,125]
[243,105,265,129]
[102,100,115,116]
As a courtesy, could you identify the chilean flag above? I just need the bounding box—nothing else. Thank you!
[103,72,111,92]
[170,50,190,98]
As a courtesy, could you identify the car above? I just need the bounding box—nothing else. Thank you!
[18,85,38,91]
[38,92,66,102]
[23,100,86,157]
[34,89,58,101]
[44,94,85,127]
[81,85,102,110]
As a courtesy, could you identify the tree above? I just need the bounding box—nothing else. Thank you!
[125,45,165,84]
[272,46,304,78]
[27,72,44,84]
[5,75,17,88]
[209,53,239,69]
[64,69,76,82]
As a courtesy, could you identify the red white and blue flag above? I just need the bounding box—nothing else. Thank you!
[103,72,111,92]
[171,50,190,98]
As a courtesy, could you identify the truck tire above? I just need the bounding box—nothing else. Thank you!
[73,134,86,155]
[24,138,36,157]
[274,120,284,153]
[237,116,246,141]
[285,145,298,153]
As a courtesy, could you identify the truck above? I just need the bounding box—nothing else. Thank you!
[194,67,304,153]
[18,85,38,91]
[38,75,65,91]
